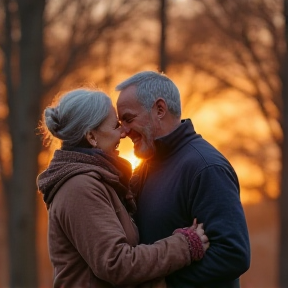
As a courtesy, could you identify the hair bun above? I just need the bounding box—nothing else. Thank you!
[45,107,61,137]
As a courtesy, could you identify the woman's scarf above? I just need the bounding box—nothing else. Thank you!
[37,148,137,214]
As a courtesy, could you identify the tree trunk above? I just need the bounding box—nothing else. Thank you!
[159,0,167,72]
[279,1,288,287]
[3,0,45,287]
[279,55,288,288]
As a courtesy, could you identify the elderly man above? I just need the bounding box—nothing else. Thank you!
[116,71,250,288]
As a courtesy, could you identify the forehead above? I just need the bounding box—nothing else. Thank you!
[117,86,145,118]
[102,106,117,124]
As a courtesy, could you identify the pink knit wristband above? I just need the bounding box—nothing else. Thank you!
[173,228,204,261]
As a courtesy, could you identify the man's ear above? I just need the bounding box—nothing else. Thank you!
[155,98,167,119]
[85,130,98,148]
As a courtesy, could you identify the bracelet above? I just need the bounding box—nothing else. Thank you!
[173,228,204,261]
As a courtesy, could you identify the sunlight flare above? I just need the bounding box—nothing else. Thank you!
[120,151,142,170]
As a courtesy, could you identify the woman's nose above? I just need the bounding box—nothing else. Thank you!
[120,131,126,138]
[120,125,130,138]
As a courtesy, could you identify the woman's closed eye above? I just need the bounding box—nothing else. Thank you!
[115,121,121,129]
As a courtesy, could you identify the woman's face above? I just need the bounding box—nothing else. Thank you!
[89,105,123,155]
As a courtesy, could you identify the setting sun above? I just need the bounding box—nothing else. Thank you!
[120,151,142,170]
[118,137,142,170]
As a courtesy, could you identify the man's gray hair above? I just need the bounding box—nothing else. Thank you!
[44,88,111,147]
[116,71,181,117]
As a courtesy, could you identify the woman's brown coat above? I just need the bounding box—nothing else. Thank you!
[38,150,191,288]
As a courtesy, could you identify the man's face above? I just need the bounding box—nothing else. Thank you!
[117,85,159,160]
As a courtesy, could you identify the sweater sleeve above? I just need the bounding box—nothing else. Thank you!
[172,165,250,285]
[56,174,191,286]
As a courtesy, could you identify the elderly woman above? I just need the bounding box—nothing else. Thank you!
[37,88,209,288]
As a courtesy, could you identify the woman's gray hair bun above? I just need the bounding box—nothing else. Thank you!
[39,88,112,147]
[44,107,61,137]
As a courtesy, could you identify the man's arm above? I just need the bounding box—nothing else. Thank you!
[180,165,250,284]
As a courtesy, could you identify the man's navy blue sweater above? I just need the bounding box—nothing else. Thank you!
[132,119,250,288]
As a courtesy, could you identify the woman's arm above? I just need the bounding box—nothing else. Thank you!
[56,174,208,286]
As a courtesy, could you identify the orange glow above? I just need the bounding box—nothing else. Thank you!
[118,137,142,170]
[38,138,61,172]
[0,132,12,177]
[120,150,142,170]
[0,104,8,119]
[240,189,263,204]
[265,179,280,199]
[38,150,51,170]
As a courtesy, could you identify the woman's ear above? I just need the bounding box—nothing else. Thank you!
[155,98,167,119]
[85,131,98,148]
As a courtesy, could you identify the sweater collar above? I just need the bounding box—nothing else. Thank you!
[152,119,196,161]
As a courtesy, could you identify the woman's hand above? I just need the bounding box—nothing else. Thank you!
[173,218,210,261]
[188,218,210,252]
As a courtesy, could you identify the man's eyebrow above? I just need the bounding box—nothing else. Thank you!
[120,112,137,121]
[121,112,135,119]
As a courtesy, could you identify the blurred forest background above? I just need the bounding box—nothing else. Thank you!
[0,0,288,287]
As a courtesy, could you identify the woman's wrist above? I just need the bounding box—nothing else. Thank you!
[173,228,204,261]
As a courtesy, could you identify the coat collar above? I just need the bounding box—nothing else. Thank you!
[152,119,196,161]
